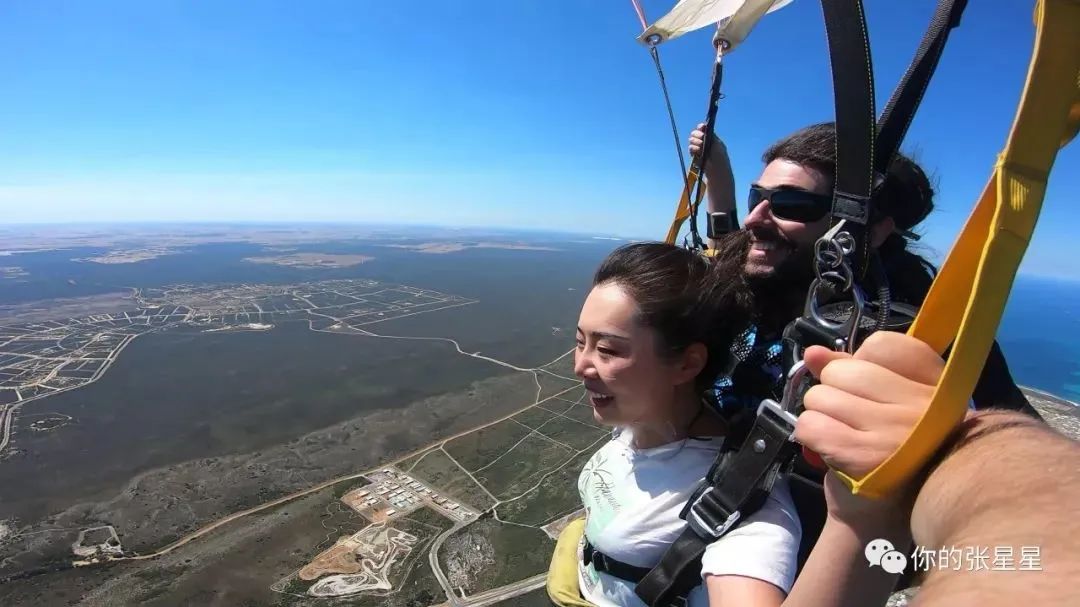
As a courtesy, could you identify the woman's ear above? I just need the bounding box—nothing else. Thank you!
[674,342,709,386]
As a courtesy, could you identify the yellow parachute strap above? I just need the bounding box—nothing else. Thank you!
[838,0,1080,497]
[546,518,596,607]
[664,168,707,245]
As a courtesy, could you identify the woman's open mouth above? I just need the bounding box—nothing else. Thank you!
[587,389,614,408]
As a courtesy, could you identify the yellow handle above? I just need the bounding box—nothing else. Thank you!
[664,167,706,245]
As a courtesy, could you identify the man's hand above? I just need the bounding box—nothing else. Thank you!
[689,122,728,160]
[794,331,944,481]
[687,123,737,220]
[689,122,709,158]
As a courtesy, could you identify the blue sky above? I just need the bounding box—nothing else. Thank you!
[0,0,1076,278]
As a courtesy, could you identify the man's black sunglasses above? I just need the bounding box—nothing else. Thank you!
[747,185,832,223]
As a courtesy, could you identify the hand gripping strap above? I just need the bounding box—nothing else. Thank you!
[839,0,1080,498]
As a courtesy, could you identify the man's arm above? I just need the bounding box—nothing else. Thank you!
[910,411,1079,606]
[688,124,737,247]
[781,488,909,607]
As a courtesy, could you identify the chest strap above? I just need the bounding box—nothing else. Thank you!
[582,538,653,585]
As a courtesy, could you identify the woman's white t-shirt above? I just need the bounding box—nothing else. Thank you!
[577,429,802,607]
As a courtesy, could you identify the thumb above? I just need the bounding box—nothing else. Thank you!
[803,345,850,380]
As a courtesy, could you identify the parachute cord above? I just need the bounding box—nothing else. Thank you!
[648,45,692,197]
[629,0,697,247]
[628,0,649,30]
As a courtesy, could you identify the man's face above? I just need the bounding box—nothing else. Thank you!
[743,159,832,282]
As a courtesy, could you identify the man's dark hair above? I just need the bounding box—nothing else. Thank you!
[762,122,937,304]
[592,241,751,391]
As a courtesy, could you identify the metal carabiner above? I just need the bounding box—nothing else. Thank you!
[802,277,866,354]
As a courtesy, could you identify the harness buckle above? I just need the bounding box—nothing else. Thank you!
[757,396,800,433]
[685,487,742,540]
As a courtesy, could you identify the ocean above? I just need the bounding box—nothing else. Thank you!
[998,275,1080,405]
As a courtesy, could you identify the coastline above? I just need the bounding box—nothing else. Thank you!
[1020,385,1079,408]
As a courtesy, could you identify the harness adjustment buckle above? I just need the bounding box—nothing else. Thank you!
[757,397,799,436]
[685,486,742,540]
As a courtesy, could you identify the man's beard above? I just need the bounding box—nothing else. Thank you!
[745,230,817,332]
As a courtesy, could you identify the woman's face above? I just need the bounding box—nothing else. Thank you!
[573,282,696,428]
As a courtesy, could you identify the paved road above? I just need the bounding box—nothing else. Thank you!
[428,520,470,606]
[428,573,548,607]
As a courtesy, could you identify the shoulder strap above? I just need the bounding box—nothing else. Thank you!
[634,399,800,606]
[820,0,877,284]
[875,0,968,175]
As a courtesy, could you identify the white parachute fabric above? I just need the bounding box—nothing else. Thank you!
[639,0,795,50]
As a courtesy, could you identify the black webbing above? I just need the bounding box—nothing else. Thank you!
[875,0,968,175]
[820,0,877,282]
[687,55,725,251]
[582,538,654,584]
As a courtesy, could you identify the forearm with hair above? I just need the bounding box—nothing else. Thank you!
[783,515,908,607]
[910,410,1080,606]
[704,142,736,248]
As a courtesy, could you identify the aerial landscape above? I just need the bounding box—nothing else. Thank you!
[0,224,616,606]
[1,223,1076,607]
[2,1,1079,605]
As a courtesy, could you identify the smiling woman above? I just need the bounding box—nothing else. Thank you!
[573,241,750,443]
[568,240,810,607]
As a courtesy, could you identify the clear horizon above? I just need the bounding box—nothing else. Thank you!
[1,1,1076,278]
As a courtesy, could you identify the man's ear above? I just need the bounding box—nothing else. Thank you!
[674,342,708,386]
[870,216,896,249]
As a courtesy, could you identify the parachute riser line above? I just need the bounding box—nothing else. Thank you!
[647,44,692,195]
[686,43,726,251]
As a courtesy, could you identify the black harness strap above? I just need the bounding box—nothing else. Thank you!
[582,539,653,584]
[820,0,877,283]
[875,0,968,175]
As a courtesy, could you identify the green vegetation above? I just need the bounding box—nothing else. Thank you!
[536,371,580,401]
[443,419,531,472]
[397,506,454,531]
[408,449,496,511]
[274,575,312,606]
[531,409,606,451]
[331,478,371,500]
[540,352,577,382]
[497,449,591,527]
[511,405,558,430]
[476,433,575,500]
[439,514,555,595]
[395,449,432,473]
[132,564,188,602]
[560,396,602,427]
